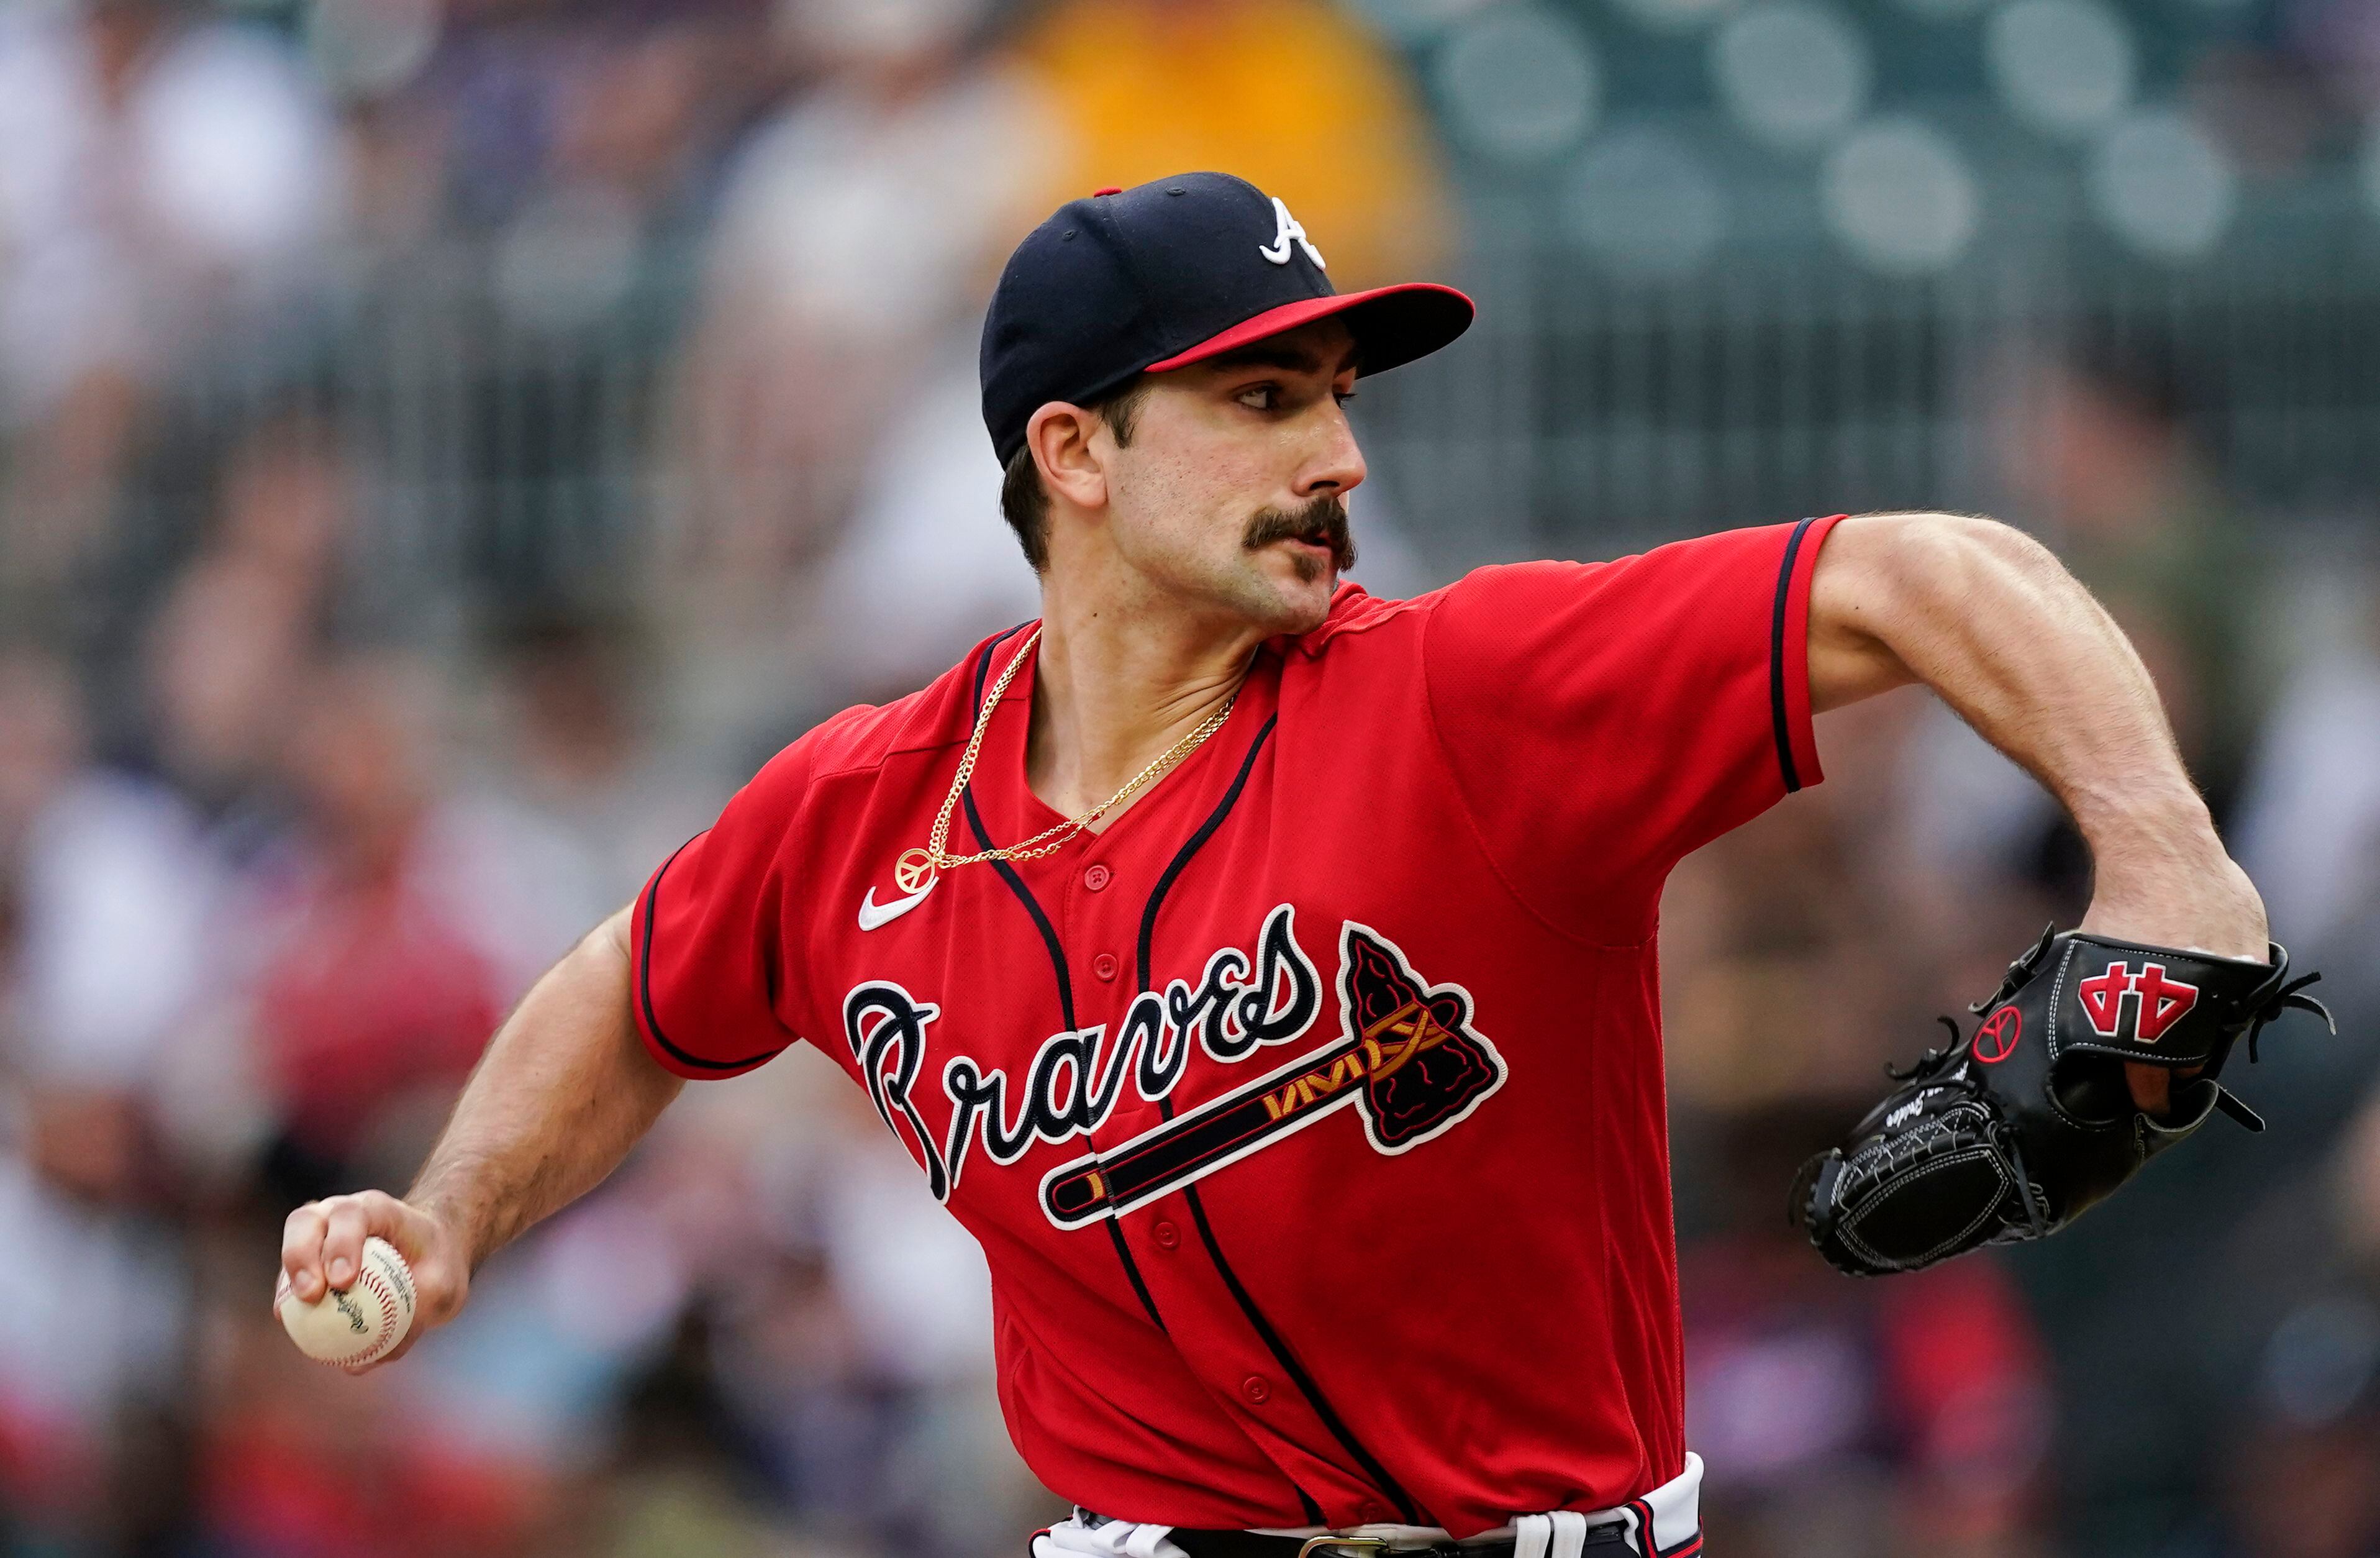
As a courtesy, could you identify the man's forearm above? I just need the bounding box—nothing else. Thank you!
[411,906,683,1271]
[1809,512,2264,957]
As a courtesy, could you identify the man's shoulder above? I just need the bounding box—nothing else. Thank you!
[804,627,1019,784]
[1289,562,1624,655]
[1281,581,1443,662]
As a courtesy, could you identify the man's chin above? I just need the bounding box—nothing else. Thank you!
[1263,565,1338,632]
[1188,546,1338,636]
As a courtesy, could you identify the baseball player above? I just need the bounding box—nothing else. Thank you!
[282,173,2316,1557]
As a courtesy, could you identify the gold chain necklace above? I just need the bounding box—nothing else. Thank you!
[894,626,1238,893]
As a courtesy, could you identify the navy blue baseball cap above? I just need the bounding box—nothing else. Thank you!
[980,172,1474,466]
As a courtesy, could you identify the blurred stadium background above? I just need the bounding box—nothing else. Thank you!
[1,0,2378,1554]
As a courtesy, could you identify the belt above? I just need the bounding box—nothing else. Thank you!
[1166,1521,1634,1558]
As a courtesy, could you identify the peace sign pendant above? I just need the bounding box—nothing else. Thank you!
[894,849,938,895]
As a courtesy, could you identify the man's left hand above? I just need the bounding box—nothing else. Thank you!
[2079,842,2269,1116]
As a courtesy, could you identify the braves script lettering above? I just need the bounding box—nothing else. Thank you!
[842,905,1509,1228]
[843,904,1322,1207]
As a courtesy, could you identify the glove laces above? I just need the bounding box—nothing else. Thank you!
[1878,924,2064,1086]
[2246,969,2334,1064]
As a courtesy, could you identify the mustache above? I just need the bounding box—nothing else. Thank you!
[1242,494,1356,580]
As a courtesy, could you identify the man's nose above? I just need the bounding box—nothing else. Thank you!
[1294,401,1367,498]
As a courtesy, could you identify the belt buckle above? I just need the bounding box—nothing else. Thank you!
[1295,1539,1392,1557]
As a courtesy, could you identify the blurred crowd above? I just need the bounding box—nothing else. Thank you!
[0,2,2377,1557]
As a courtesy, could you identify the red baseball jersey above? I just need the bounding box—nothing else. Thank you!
[632,515,1845,1539]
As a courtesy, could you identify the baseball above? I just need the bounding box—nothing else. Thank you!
[275,1236,417,1369]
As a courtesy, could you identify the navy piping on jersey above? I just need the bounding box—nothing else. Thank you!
[1768,515,1819,794]
[1133,710,1324,1528]
[963,627,1171,1337]
[637,832,789,1073]
[1133,712,1277,992]
[1136,708,1423,1530]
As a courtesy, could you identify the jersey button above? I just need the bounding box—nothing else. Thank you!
[1083,863,1112,891]
[1241,1374,1271,1406]
[1151,1219,1180,1250]
[1092,952,1119,982]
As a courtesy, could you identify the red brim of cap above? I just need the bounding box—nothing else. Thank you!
[1142,283,1475,376]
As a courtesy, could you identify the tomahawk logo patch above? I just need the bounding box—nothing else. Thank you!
[1333,924,1506,1150]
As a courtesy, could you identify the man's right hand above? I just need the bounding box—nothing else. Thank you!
[272,907,679,1374]
[279,1189,470,1370]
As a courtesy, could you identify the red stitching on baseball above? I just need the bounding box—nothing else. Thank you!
[350,1270,401,1365]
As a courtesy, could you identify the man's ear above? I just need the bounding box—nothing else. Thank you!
[1026,402,1108,512]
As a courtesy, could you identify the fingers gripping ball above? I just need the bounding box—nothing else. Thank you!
[276,1237,417,1367]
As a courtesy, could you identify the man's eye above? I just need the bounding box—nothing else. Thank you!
[1237,386,1276,411]
[1334,390,1358,407]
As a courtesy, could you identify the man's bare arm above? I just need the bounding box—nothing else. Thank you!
[278,904,681,1367]
[1806,512,2268,1109]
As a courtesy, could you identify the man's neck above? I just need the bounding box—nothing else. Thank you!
[1026,575,1272,827]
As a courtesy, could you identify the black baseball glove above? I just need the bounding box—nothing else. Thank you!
[1792,926,2334,1277]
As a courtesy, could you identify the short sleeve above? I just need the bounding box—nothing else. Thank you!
[1423,515,1845,936]
[630,739,818,1080]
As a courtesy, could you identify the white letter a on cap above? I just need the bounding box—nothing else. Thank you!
[1259,197,1325,270]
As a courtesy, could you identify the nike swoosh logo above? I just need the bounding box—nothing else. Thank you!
[858,882,935,932]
